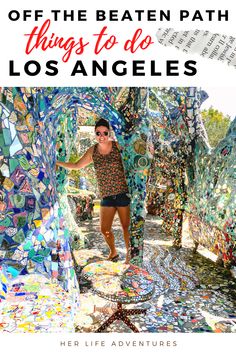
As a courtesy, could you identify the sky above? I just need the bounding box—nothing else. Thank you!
[200,87,236,120]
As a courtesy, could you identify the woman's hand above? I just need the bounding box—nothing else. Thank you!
[55,146,94,171]
[55,161,60,171]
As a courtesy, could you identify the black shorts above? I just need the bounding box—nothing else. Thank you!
[100,193,131,207]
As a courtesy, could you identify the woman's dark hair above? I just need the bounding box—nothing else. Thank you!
[95,118,110,130]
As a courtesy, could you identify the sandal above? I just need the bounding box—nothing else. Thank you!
[107,254,119,262]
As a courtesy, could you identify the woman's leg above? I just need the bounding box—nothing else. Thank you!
[100,206,118,259]
[117,206,130,263]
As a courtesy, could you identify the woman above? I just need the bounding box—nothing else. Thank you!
[56,118,130,264]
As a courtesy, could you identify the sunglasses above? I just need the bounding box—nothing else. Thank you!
[95,131,109,136]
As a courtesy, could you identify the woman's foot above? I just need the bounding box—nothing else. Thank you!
[107,253,119,262]
[125,253,130,264]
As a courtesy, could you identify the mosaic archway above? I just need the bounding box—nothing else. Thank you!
[0,86,153,291]
[0,86,235,297]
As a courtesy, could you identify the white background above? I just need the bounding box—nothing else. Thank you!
[1,332,236,354]
[0,0,236,86]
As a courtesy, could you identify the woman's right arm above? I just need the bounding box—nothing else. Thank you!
[56,146,94,170]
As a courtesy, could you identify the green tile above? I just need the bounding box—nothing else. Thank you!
[3,128,12,145]
[9,158,19,174]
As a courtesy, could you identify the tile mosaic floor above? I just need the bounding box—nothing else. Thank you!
[0,213,235,333]
[73,214,236,333]
[0,274,75,332]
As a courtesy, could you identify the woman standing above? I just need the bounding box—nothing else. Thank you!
[56,118,130,264]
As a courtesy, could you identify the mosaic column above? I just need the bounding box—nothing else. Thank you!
[117,88,154,265]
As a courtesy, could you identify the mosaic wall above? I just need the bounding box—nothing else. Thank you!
[146,88,206,247]
[0,266,8,302]
[187,117,236,267]
[146,88,236,267]
[76,129,98,194]
[0,88,78,293]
